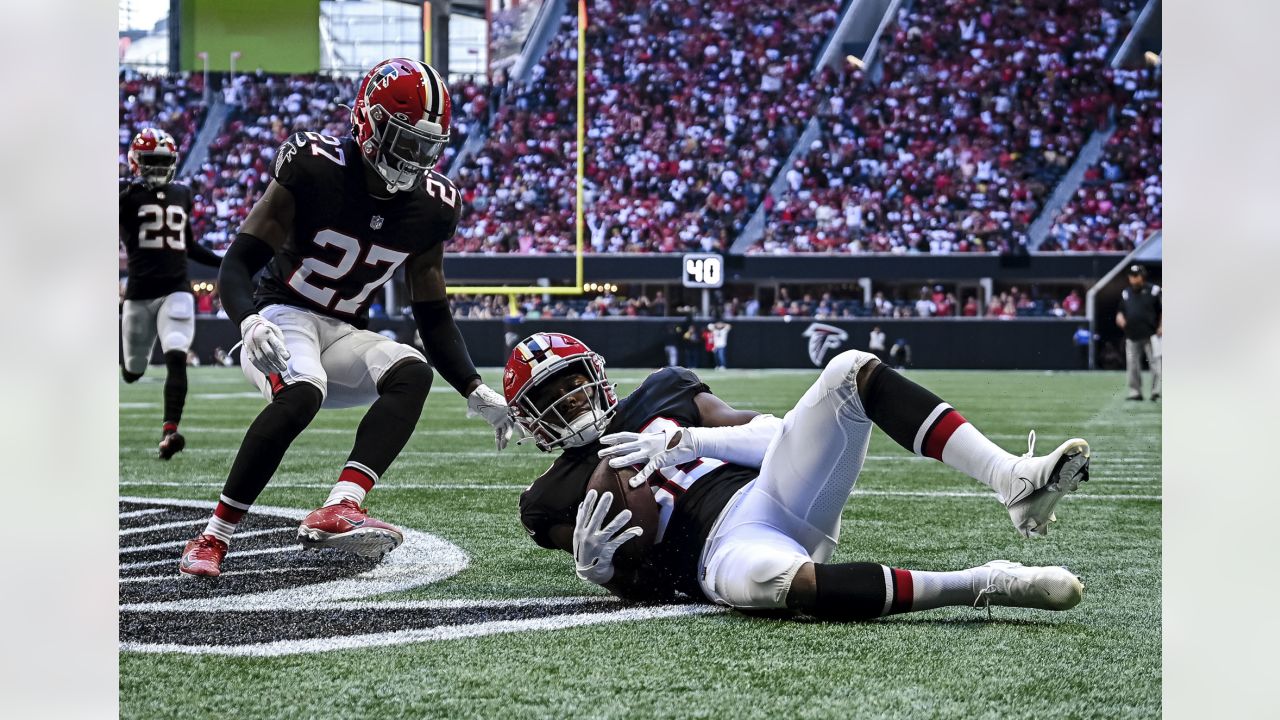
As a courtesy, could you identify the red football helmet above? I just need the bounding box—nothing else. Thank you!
[351,58,452,193]
[128,128,178,188]
[503,333,619,451]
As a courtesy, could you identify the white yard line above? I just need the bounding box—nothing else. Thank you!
[118,508,168,520]
[120,527,291,554]
[120,545,299,570]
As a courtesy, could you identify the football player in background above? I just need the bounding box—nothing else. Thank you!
[178,58,515,578]
[120,128,223,459]
[510,333,1092,620]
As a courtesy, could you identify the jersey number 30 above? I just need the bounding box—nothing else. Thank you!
[287,230,408,314]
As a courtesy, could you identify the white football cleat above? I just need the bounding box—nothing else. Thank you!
[1000,431,1090,537]
[972,560,1084,614]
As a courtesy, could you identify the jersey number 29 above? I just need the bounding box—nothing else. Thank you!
[287,230,408,315]
[137,204,186,250]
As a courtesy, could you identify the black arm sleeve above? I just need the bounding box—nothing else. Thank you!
[412,299,481,395]
[219,233,276,326]
[186,233,224,268]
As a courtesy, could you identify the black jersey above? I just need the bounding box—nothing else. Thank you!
[119,179,196,300]
[520,367,757,600]
[255,132,461,327]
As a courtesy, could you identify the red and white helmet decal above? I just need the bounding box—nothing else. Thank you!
[351,58,452,193]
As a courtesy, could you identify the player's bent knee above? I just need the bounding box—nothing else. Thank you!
[161,333,192,353]
[818,349,878,393]
[274,379,325,426]
[379,359,433,397]
[705,543,809,611]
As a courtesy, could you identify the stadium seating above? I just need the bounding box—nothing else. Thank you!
[119,71,208,178]
[751,0,1139,254]
[451,0,842,253]
[1042,65,1161,251]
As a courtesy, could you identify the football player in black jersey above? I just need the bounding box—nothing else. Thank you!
[509,333,1094,620]
[119,128,223,459]
[178,59,516,578]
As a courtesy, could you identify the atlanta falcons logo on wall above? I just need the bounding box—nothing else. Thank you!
[802,323,849,366]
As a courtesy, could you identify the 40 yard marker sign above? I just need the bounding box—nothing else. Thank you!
[119,497,720,656]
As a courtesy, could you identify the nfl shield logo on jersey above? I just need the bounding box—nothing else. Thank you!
[370,215,384,230]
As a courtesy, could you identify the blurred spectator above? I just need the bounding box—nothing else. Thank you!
[710,320,732,369]
[1062,288,1084,316]
[868,325,886,360]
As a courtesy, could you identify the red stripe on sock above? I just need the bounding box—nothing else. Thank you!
[891,568,914,613]
[162,422,178,434]
[213,501,246,524]
[339,467,376,492]
[268,372,286,396]
[923,411,967,461]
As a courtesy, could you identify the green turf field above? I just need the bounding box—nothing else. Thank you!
[119,367,1161,719]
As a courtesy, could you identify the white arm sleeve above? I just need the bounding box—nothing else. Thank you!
[687,414,784,469]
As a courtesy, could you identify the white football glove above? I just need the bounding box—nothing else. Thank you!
[598,427,697,488]
[239,313,290,375]
[466,382,518,451]
[573,489,644,586]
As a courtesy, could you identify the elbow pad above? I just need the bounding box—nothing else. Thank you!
[688,414,784,469]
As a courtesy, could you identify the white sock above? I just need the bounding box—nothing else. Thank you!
[906,568,977,611]
[324,480,368,507]
[938,423,1018,491]
[203,515,238,545]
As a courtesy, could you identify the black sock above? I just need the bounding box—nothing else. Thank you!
[221,382,323,506]
[810,562,891,621]
[860,363,960,457]
[163,350,188,427]
[344,361,433,480]
[121,367,143,383]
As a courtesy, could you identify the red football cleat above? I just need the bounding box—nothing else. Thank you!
[297,500,403,559]
[158,430,186,460]
[179,534,227,578]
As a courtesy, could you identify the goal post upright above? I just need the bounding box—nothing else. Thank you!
[444,0,588,313]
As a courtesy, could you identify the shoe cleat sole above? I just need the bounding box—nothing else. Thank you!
[297,526,403,559]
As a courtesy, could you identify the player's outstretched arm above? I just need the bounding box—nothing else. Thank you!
[406,246,517,450]
[184,217,223,268]
[599,392,781,486]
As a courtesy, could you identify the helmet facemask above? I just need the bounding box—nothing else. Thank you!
[512,357,617,451]
[136,151,177,188]
[365,105,448,193]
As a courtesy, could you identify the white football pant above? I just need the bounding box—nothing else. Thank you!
[241,304,426,409]
[699,349,878,610]
[121,291,195,374]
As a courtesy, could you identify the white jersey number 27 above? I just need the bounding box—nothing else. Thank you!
[287,229,408,315]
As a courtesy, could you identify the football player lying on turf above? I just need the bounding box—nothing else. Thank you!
[507,333,1091,619]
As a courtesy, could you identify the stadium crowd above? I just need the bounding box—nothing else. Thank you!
[119,70,208,177]
[752,0,1139,254]
[1042,65,1161,251]
[450,0,842,254]
[120,0,1155,258]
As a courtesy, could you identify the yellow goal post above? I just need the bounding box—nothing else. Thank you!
[445,0,589,317]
